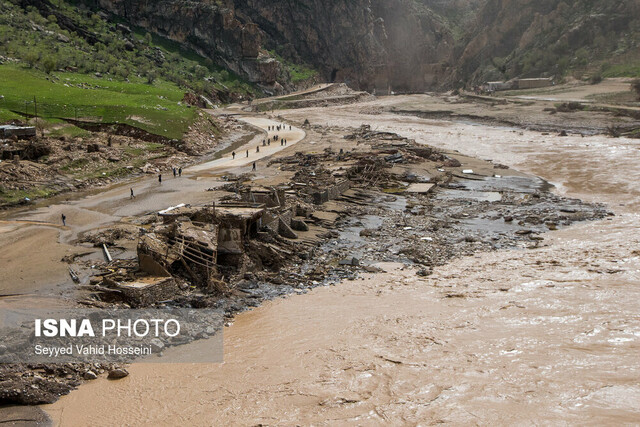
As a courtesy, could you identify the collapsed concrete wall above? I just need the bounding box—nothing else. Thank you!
[312,179,351,204]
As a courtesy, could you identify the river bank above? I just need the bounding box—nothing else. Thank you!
[38,94,640,424]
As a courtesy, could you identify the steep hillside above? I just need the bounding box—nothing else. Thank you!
[8,0,639,94]
[370,0,454,92]
[455,0,640,84]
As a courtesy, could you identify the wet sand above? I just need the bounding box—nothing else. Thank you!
[43,98,640,425]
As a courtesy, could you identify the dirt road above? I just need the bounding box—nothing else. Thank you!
[189,116,304,172]
[43,97,640,425]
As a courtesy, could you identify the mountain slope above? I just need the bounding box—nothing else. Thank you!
[454,0,640,84]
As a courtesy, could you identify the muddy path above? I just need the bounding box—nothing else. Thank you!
[42,97,640,425]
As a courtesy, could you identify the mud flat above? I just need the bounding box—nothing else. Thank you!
[34,94,640,424]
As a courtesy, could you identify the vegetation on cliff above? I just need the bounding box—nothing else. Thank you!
[0,0,257,137]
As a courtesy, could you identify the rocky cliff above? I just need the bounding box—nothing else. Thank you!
[80,0,458,92]
[232,0,389,91]
[454,0,640,84]
[81,0,286,92]
[79,0,640,92]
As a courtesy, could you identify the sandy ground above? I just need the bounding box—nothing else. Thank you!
[501,78,633,102]
[42,97,640,425]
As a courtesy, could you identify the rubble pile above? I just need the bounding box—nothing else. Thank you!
[344,124,410,142]
[0,363,129,405]
[83,182,350,308]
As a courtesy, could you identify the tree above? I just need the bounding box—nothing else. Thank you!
[146,70,157,84]
[24,50,39,68]
[42,55,57,74]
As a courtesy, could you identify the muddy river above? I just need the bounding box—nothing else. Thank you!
[42,97,640,424]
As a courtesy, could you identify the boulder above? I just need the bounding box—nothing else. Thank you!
[107,368,129,379]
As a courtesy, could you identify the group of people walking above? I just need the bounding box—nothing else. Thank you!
[62,121,296,227]
[229,122,293,172]
[267,124,291,132]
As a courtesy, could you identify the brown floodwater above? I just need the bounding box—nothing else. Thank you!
[44,97,640,425]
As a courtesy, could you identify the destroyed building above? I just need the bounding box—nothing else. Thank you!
[94,183,343,306]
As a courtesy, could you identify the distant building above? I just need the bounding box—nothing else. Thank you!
[515,78,553,90]
[483,78,553,92]
[0,125,36,139]
[486,81,513,92]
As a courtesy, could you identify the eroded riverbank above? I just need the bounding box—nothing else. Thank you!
[39,96,640,425]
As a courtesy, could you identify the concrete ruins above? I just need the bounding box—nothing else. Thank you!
[93,178,353,306]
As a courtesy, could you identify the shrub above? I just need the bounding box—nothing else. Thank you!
[24,50,39,68]
[42,55,57,74]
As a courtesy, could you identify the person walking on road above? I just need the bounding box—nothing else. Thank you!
[130,188,135,199]
[173,167,177,178]
[61,213,66,226]
[252,162,256,171]
[232,151,236,159]
[178,167,182,177]
[256,146,260,153]
[246,150,249,157]
[158,174,162,184]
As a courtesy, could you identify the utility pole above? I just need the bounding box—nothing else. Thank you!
[34,96,43,138]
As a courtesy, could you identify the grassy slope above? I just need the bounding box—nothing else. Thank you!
[0,0,258,138]
[0,64,195,139]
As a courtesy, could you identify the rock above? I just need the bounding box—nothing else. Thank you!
[83,371,98,380]
[503,216,513,222]
[116,23,132,35]
[339,257,360,266]
[107,368,129,379]
[278,218,298,239]
[559,130,568,137]
[416,268,431,277]
[290,218,309,232]
[150,338,165,352]
[359,228,376,237]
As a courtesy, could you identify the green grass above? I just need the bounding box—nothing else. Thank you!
[47,124,92,138]
[602,63,640,78]
[61,158,90,171]
[0,187,56,205]
[288,64,318,83]
[268,50,318,84]
[0,107,23,122]
[124,142,164,157]
[0,64,197,139]
[0,0,260,123]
